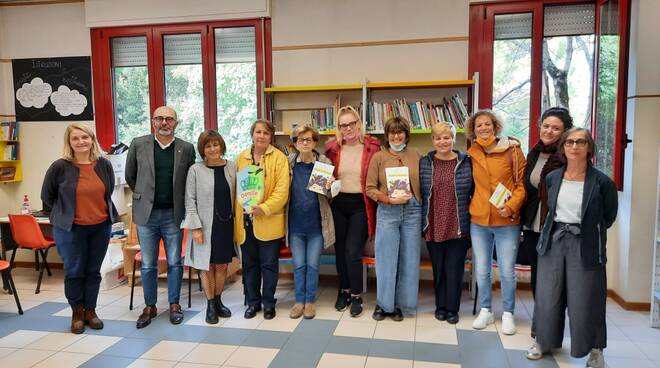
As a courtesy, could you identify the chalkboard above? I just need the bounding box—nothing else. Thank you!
[12,56,93,121]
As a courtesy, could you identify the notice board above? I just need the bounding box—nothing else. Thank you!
[12,56,93,121]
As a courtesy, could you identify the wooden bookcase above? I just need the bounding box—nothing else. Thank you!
[264,74,479,153]
[0,121,22,184]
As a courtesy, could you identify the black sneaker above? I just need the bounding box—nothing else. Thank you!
[334,290,351,311]
[446,311,459,324]
[391,308,403,322]
[349,296,363,317]
[372,305,386,321]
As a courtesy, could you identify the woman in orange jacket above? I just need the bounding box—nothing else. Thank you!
[467,110,526,336]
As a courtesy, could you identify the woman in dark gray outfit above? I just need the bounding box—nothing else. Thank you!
[182,130,236,324]
[526,128,618,368]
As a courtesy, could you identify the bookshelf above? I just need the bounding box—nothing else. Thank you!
[264,74,479,150]
[0,121,21,183]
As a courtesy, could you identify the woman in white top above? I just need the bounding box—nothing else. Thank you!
[526,128,618,368]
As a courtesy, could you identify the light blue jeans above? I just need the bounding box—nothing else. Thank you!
[375,198,422,314]
[470,223,520,313]
[289,232,324,304]
[137,208,183,306]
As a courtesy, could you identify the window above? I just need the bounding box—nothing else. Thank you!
[91,20,270,158]
[469,0,630,187]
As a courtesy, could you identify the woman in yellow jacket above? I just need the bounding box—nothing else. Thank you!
[467,110,526,335]
[234,119,290,320]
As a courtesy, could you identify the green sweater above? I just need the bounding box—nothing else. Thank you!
[153,142,175,208]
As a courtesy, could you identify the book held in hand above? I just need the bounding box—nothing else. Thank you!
[237,165,264,212]
[489,182,512,208]
[307,161,334,194]
[385,166,411,198]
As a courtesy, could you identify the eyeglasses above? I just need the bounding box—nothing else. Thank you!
[153,116,176,124]
[388,130,406,137]
[564,138,588,147]
[338,120,358,130]
[295,137,315,144]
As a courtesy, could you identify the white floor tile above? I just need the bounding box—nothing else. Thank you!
[0,330,50,348]
[31,351,94,368]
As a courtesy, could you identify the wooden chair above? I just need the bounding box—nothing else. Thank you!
[8,214,56,294]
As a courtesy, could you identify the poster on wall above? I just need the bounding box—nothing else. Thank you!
[12,56,93,121]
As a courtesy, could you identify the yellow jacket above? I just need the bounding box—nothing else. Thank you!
[468,136,526,227]
[234,145,291,245]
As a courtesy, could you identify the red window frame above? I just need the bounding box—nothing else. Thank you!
[469,0,630,189]
[90,18,272,150]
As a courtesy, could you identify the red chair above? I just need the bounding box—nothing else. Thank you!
[0,258,23,314]
[129,229,198,310]
[8,214,56,294]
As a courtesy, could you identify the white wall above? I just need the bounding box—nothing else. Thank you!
[613,0,660,303]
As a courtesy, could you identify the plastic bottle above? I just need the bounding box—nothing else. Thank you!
[21,194,31,214]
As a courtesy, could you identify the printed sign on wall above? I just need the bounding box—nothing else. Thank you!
[12,56,93,121]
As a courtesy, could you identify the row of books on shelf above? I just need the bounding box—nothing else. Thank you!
[309,95,341,131]
[365,95,469,131]
[0,121,19,141]
[2,144,18,161]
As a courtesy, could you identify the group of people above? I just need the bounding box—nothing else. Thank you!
[40,103,617,368]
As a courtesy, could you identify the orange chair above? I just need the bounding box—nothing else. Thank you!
[129,229,198,310]
[8,214,56,294]
[0,257,23,314]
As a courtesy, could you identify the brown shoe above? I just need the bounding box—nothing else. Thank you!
[84,308,104,329]
[289,303,304,319]
[303,303,316,319]
[169,303,184,325]
[136,305,157,329]
[71,306,85,334]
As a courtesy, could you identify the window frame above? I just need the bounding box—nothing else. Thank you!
[469,0,630,189]
[90,18,271,150]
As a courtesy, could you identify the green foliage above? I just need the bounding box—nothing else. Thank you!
[113,66,150,145]
[594,35,619,176]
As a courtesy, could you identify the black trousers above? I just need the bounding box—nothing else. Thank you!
[53,221,111,309]
[331,193,368,295]
[426,238,469,313]
[241,223,281,309]
[519,230,540,298]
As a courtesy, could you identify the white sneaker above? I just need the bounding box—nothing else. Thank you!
[472,308,494,330]
[525,341,543,360]
[586,349,604,368]
[501,311,517,335]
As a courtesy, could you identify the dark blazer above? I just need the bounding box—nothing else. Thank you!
[41,157,119,231]
[537,165,618,267]
[420,150,473,237]
[125,135,196,226]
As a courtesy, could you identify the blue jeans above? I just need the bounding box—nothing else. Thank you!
[470,223,520,313]
[137,208,183,306]
[53,221,111,309]
[289,232,324,304]
[375,198,422,314]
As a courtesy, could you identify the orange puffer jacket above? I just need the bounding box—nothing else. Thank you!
[468,136,526,227]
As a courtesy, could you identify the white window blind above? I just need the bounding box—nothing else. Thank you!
[544,4,595,37]
[494,13,532,40]
[164,33,202,65]
[215,27,256,63]
[111,36,147,67]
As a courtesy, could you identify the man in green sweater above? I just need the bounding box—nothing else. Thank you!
[125,106,196,329]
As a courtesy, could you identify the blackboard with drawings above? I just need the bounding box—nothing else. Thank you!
[12,56,93,121]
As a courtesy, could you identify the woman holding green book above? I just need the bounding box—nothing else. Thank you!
[234,119,290,320]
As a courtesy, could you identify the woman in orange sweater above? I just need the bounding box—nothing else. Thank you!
[467,110,526,335]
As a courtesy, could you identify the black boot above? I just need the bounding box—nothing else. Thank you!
[206,299,219,324]
[215,295,232,318]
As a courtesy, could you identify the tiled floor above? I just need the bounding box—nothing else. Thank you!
[0,268,658,367]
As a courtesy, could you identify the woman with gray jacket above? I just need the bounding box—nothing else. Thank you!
[182,130,237,324]
[420,122,473,324]
[286,125,335,320]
